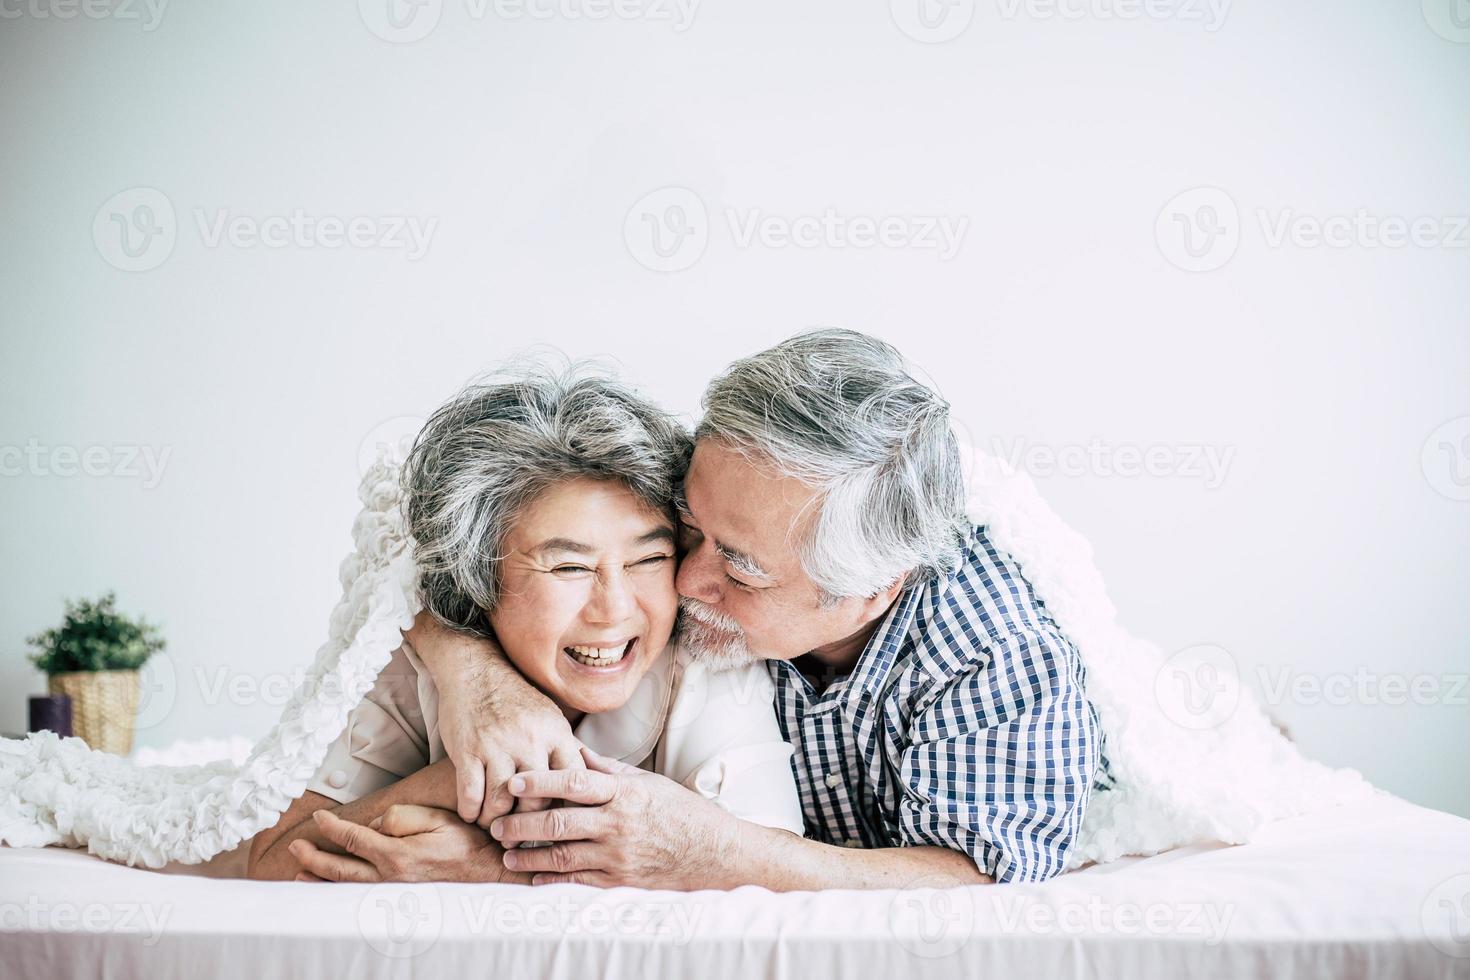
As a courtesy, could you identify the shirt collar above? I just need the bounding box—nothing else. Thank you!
[846,584,923,700]
[777,584,923,710]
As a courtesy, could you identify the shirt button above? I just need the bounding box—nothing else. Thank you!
[824,773,842,789]
[327,769,349,789]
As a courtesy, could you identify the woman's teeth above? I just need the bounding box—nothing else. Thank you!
[566,641,631,667]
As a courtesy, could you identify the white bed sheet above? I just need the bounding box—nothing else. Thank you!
[2,792,1468,980]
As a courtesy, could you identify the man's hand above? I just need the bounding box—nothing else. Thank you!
[488,747,742,890]
[407,610,587,827]
[288,804,526,884]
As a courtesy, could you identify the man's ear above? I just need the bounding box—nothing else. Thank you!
[853,575,907,623]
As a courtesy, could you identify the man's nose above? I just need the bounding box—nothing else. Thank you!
[675,543,721,603]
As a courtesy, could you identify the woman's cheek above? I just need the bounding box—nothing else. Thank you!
[526,579,584,639]
[641,573,679,646]
[495,578,581,671]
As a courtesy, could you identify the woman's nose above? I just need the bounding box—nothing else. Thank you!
[586,568,637,624]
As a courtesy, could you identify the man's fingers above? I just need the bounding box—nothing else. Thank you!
[289,839,380,883]
[312,809,392,865]
[490,804,608,846]
[501,842,603,876]
[580,746,640,775]
[514,794,553,814]
[377,803,457,838]
[515,747,579,815]
[508,768,617,807]
[295,871,327,883]
[455,757,486,825]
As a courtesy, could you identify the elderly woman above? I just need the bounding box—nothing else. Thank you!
[247,365,802,882]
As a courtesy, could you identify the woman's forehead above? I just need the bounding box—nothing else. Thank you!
[509,478,674,552]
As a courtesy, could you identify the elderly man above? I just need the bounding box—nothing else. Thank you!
[304,329,1108,888]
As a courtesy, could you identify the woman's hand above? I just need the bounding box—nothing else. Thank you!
[407,610,588,828]
[289,804,528,884]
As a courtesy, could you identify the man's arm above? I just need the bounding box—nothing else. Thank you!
[405,610,588,826]
[248,758,505,880]
[489,748,991,891]
[895,627,1103,884]
[717,821,991,891]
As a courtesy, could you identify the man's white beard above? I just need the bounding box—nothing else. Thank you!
[678,598,762,674]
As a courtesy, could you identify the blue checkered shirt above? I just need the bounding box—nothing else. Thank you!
[768,522,1109,883]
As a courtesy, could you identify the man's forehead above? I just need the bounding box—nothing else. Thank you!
[685,441,820,562]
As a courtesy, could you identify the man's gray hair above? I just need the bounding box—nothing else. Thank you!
[404,361,692,636]
[696,329,968,600]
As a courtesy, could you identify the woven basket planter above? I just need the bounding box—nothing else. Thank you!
[47,669,140,755]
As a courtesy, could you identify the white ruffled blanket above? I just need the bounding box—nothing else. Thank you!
[0,445,1373,870]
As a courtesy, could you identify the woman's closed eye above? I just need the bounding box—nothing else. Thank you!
[549,554,671,576]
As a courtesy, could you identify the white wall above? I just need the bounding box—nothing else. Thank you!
[1,0,1466,818]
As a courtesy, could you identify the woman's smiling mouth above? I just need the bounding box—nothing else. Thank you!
[564,637,638,669]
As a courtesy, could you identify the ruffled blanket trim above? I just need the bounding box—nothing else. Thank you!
[0,448,421,867]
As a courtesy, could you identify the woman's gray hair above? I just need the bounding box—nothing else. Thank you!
[404,360,692,636]
[696,329,968,601]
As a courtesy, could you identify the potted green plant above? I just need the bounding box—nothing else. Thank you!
[27,593,165,754]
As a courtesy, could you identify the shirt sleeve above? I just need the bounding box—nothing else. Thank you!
[896,625,1102,883]
[304,644,433,806]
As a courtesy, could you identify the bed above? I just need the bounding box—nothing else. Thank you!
[3,791,1467,979]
